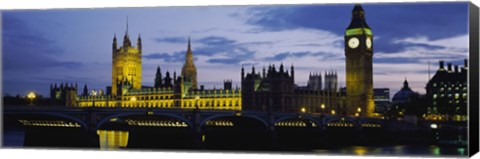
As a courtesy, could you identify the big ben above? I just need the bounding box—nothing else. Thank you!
[345,4,374,117]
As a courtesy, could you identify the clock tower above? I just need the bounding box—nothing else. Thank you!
[345,4,374,117]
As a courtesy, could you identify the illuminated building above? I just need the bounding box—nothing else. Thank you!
[51,5,373,114]
[344,4,375,117]
[111,21,142,96]
[425,60,468,121]
[241,64,347,114]
[49,83,78,106]
[373,88,390,114]
[241,64,295,112]
[69,22,240,110]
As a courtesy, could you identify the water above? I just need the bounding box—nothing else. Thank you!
[312,145,466,156]
[2,129,25,147]
[3,129,467,157]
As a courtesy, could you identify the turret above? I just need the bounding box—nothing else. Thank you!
[290,64,294,83]
[241,66,245,82]
[439,60,445,70]
[173,70,177,85]
[137,34,142,54]
[280,63,284,73]
[113,34,117,52]
[164,71,172,87]
[83,84,88,96]
[155,66,163,88]
[262,66,266,78]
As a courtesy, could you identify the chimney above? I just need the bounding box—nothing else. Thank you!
[447,63,452,72]
[454,65,459,73]
[439,60,444,69]
[200,85,204,91]
[464,59,468,67]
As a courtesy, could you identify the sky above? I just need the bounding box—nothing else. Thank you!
[2,2,469,99]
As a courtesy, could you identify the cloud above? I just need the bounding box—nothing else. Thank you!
[263,51,311,61]
[242,3,468,55]
[143,51,185,63]
[2,15,83,72]
[197,36,236,46]
[194,36,255,64]
[153,37,187,43]
[375,34,468,62]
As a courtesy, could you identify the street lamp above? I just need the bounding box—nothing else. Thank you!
[300,107,306,113]
[321,104,326,114]
[27,92,36,105]
[194,95,200,110]
[331,110,336,115]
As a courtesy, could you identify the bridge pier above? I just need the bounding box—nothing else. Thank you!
[87,108,100,147]
[268,113,278,150]
[192,109,205,149]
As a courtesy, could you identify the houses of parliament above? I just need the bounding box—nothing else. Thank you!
[49,5,375,117]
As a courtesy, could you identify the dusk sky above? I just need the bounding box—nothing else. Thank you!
[2,2,469,99]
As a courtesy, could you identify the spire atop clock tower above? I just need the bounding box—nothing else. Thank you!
[347,4,370,30]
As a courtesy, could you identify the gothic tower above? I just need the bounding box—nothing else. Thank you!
[112,18,142,96]
[154,66,163,88]
[345,4,374,117]
[181,37,198,90]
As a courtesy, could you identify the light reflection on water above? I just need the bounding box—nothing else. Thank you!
[97,130,129,150]
[312,145,467,156]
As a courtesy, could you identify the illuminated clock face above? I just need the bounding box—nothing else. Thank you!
[348,37,360,49]
[366,37,372,49]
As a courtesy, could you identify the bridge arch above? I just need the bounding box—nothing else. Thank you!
[274,116,321,128]
[324,116,360,128]
[199,114,268,128]
[358,118,384,128]
[97,112,193,130]
[4,112,89,131]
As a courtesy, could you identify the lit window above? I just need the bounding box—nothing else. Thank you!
[433,83,437,87]
[455,93,459,99]
[433,94,437,99]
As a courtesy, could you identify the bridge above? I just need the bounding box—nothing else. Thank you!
[3,106,440,150]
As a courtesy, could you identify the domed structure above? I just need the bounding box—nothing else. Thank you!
[392,79,419,104]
